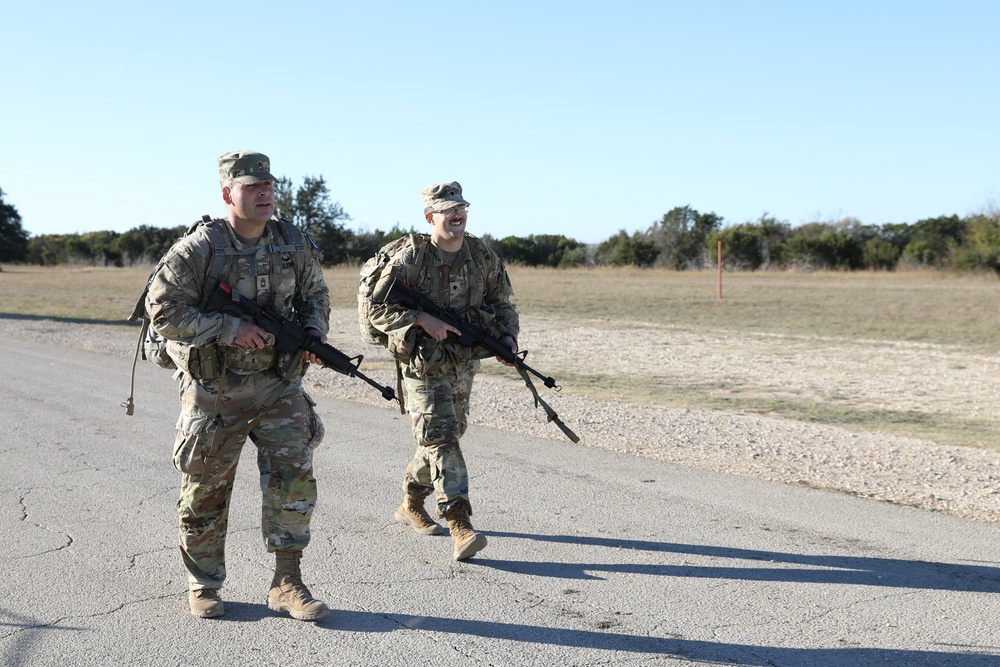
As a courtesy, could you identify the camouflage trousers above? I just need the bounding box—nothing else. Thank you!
[402,359,479,517]
[173,369,323,590]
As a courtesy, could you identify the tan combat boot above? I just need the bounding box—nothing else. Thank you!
[189,588,224,618]
[394,493,444,535]
[267,550,329,621]
[445,505,488,561]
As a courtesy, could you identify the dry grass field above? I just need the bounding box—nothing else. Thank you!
[2,264,998,451]
[342,265,997,349]
[3,265,998,349]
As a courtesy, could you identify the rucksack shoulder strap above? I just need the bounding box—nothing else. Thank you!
[408,233,432,284]
[464,234,491,273]
[406,232,431,285]
[463,234,492,309]
[268,216,307,254]
[200,219,238,309]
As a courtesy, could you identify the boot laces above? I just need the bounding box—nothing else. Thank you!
[277,575,316,603]
[193,589,220,601]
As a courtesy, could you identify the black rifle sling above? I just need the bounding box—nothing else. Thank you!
[515,365,580,443]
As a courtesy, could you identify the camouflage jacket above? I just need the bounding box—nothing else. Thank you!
[146,217,330,375]
[369,234,519,374]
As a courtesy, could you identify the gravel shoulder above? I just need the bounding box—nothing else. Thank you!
[5,308,999,524]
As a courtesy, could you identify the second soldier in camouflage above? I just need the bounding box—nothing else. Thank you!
[367,181,519,560]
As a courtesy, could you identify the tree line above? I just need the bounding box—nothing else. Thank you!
[2,181,999,274]
[595,207,1000,274]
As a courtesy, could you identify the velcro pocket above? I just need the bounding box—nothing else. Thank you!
[173,412,211,475]
[304,393,325,450]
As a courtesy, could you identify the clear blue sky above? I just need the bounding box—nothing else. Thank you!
[2,1,998,245]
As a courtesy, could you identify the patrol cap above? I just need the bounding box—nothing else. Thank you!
[217,150,277,184]
[421,181,470,214]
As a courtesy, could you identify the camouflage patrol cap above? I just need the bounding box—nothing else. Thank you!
[217,150,277,184]
[421,181,470,213]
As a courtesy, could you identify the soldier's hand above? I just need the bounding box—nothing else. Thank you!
[496,334,517,367]
[303,328,327,365]
[235,322,274,349]
[416,312,461,342]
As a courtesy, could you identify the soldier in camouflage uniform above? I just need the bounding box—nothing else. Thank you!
[369,181,519,561]
[146,151,331,620]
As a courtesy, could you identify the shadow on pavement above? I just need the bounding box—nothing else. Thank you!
[325,609,999,665]
[475,530,1000,592]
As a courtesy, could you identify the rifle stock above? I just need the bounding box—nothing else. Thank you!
[207,282,398,404]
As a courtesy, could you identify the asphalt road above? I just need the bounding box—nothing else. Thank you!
[2,336,999,666]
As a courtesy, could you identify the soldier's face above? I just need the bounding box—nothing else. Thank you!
[426,205,468,243]
[225,181,274,224]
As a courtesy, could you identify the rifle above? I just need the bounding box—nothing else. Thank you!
[207,282,398,404]
[384,277,579,442]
